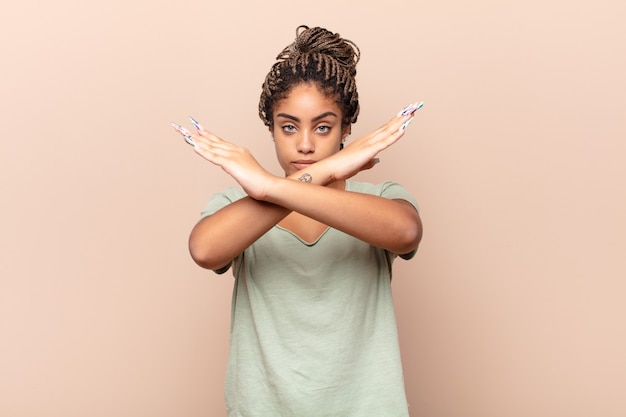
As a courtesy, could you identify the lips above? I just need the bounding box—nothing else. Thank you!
[292,160,317,170]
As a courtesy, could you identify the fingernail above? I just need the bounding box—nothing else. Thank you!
[172,122,196,147]
[397,101,424,117]
[183,135,196,147]
[398,103,415,117]
[171,122,191,136]
[188,116,204,131]
[399,117,414,131]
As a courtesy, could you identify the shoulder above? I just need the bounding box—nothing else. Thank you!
[199,186,247,219]
[212,186,247,201]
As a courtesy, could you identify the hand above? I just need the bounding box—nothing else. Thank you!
[172,119,277,200]
[321,102,421,181]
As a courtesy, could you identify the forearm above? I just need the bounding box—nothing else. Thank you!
[188,152,419,270]
[264,177,422,254]
[188,197,289,270]
[188,164,334,270]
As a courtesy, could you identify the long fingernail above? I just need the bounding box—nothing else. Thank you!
[188,116,204,131]
[172,122,191,136]
[171,123,196,147]
[397,101,424,117]
[398,103,415,117]
[399,117,414,131]
[183,135,196,147]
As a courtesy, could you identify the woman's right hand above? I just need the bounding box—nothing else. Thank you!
[172,119,279,201]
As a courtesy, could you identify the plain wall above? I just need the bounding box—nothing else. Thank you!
[1,1,625,416]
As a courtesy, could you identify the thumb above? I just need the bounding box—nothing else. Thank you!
[359,157,381,172]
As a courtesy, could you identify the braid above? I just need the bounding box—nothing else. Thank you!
[259,25,360,128]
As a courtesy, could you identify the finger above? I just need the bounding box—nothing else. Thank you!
[377,111,413,134]
[195,129,222,142]
[192,144,230,165]
[382,101,424,131]
[372,117,409,141]
[398,116,415,132]
[359,157,381,172]
[193,135,228,150]
[397,101,424,117]
[196,130,237,149]
[193,147,223,167]
[188,116,204,131]
[193,140,236,158]
[383,111,417,137]
[371,120,410,151]
[171,123,197,147]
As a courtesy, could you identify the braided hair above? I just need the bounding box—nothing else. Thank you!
[259,25,360,129]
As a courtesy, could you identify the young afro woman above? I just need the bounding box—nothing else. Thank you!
[174,25,423,417]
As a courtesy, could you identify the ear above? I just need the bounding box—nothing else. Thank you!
[342,125,352,140]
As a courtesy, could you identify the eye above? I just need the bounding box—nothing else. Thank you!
[281,124,297,134]
[316,125,331,134]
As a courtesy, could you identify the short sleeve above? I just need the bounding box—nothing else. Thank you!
[379,181,420,213]
[197,187,247,274]
[379,181,420,260]
[199,187,247,219]
[345,180,420,260]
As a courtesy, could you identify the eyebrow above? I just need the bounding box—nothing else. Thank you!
[275,111,339,123]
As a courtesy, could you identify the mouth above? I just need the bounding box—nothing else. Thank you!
[292,160,317,171]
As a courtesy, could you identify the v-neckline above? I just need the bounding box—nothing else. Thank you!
[274,224,331,246]
[274,180,349,245]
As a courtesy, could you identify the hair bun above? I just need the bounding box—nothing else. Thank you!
[276,25,360,76]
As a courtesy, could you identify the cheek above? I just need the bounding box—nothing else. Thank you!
[273,140,291,161]
[324,134,344,152]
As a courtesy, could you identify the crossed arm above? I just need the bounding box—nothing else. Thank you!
[183,113,423,271]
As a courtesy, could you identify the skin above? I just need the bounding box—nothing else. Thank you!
[185,82,422,270]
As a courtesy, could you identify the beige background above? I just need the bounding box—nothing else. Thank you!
[1,0,625,416]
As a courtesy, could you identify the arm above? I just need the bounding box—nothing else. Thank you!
[187,149,343,271]
[188,197,289,271]
[263,177,422,256]
[184,109,421,269]
[188,164,421,270]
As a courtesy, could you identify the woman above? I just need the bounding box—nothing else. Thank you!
[173,25,423,417]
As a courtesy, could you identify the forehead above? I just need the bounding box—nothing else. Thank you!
[273,83,341,117]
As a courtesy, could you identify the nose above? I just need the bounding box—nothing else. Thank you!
[296,131,315,154]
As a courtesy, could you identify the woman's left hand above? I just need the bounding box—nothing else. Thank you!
[317,102,422,182]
